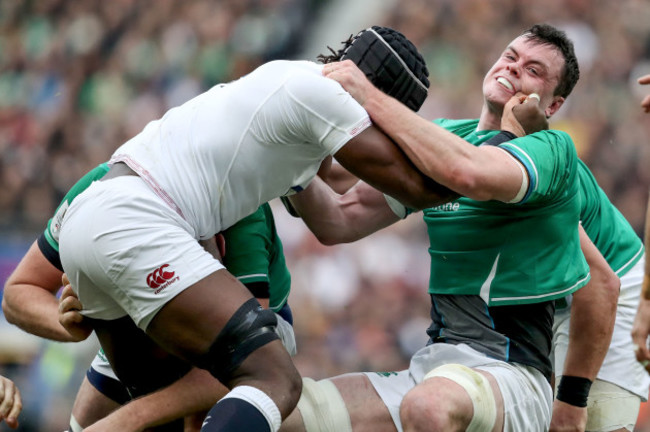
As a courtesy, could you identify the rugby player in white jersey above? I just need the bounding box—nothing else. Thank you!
[55,26,454,432]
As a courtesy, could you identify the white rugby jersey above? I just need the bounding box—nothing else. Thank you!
[111,60,371,238]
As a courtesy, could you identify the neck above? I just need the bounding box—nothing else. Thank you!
[477,103,502,131]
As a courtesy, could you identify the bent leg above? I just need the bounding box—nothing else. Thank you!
[146,268,301,431]
[281,373,396,432]
[70,376,121,430]
[400,365,504,432]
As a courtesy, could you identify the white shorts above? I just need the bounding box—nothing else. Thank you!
[59,176,224,330]
[366,343,552,432]
[90,350,118,381]
[553,258,650,401]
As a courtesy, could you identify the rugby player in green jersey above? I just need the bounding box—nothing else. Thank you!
[283,24,619,432]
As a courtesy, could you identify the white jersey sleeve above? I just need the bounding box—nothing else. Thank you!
[109,60,372,238]
[280,65,372,155]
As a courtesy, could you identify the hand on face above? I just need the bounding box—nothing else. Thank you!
[323,60,374,106]
[501,92,548,137]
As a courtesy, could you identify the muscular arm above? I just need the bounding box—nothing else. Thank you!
[288,176,402,245]
[327,61,525,202]
[1,241,79,341]
[565,226,618,378]
[333,123,456,211]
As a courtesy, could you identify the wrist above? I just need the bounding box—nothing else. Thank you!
[556,375,592,407]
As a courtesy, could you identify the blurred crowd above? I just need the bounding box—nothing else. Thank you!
[1,0,650,430]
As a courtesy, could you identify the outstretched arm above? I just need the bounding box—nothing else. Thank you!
[333,122,456,211]
[326,60,533,203]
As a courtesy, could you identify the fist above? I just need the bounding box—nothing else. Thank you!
[502,93,548,137]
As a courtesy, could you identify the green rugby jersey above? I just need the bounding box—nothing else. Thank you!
[424,119,589,306]
[578,159,643,276]
[222,203,291,312]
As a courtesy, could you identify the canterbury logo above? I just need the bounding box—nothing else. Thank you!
[146,264,179,293]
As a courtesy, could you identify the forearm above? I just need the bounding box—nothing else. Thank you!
[88,368,224,431]
[362,91,521,202]
[564,284,617,379]
[2,286,73,341]
[363,92,480,192]
[289,177,400,245]
[563,229,619,380]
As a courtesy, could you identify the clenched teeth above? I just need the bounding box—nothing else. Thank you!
[497,77,513,91]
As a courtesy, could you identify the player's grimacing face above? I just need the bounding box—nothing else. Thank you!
[483,35,564,117]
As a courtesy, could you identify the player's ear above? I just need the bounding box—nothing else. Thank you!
[545,95,565,118]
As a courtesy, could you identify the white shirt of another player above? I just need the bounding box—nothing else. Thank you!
[111,60,371,239]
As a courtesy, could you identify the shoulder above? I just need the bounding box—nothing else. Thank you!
[433,118,480,135]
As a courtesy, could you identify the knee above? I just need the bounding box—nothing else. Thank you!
[400,363,497,432]
[400,384,463,432]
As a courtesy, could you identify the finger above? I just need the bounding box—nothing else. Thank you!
[60,283,76,299]
[527,93,540,103]
[503,95,523,113]
[0,378,12,421]
[638,74,650,85]
[6,387,21,429]
[62,310,85,324]
[62,273,70,286]
[641,95,650,112]
[60,298,83,315]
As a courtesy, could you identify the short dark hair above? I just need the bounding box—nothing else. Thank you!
[522,24,580,98]
[318,26,430,111]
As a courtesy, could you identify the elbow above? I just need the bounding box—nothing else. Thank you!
[445,168,489,201]
[1,292,16,325]
[604,274,621,308]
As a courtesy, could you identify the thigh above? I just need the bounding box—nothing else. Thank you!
[336,373,397,432]
[364,370,413,432]
[478,362,552,432]
[145,268,259,361]
[59,176,225,330]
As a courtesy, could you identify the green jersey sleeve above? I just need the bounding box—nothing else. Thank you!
[497,130,577,205]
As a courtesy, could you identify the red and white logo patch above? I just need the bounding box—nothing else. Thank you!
[146,264,179,294]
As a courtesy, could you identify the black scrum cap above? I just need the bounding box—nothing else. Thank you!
[341,26,430,111]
